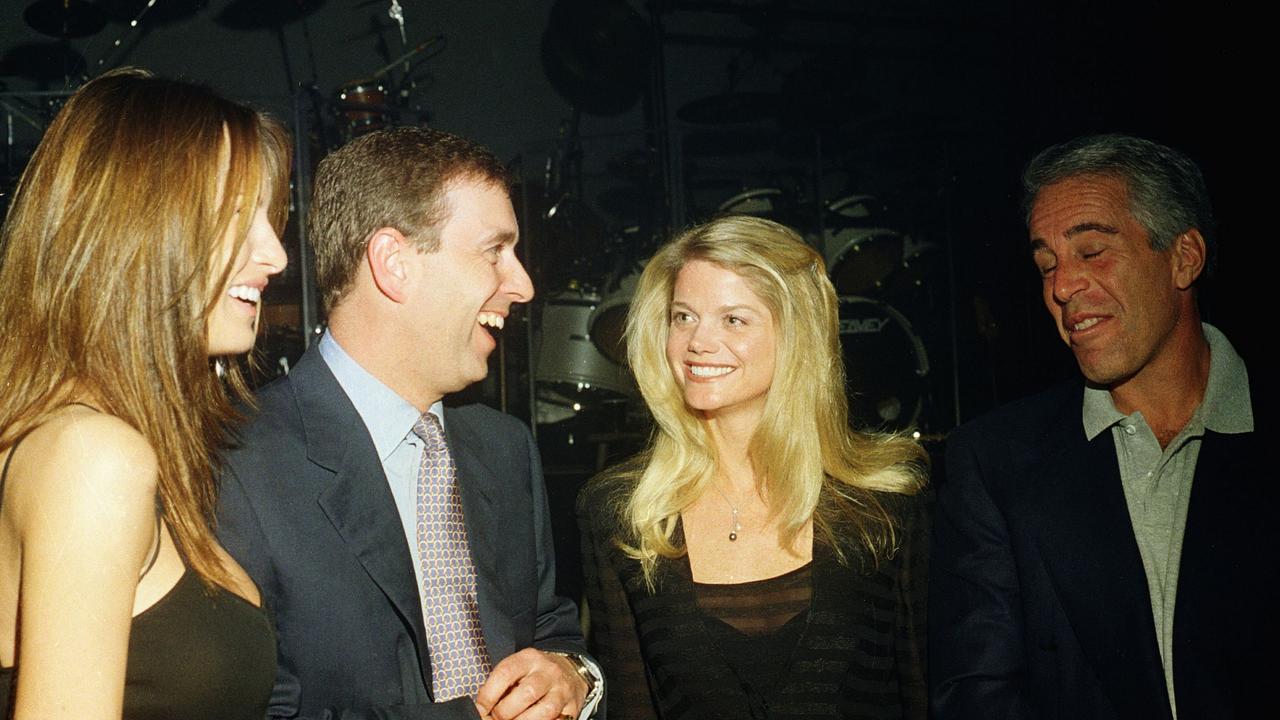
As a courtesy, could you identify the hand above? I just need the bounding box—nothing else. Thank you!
[473,648,588,720]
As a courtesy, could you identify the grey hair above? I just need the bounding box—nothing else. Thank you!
[1022,133,1216,275]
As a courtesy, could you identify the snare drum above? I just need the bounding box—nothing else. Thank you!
[335,80,389,137]
[838,296,928,431]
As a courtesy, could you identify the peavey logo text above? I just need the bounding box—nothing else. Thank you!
[839,317,890,334]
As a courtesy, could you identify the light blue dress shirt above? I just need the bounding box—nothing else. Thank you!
[318,331,441,597]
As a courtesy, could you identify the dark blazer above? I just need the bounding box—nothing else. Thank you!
[930,381,1272,720]
[578,482,929,720]
[217,348,588,719]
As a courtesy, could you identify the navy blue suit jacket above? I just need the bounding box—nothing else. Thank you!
[930,380,1272,720]
[218,348,588,719]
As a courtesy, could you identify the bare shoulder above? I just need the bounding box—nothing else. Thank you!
[6,408,158,526]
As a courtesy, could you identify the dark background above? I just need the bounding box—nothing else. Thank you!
[2,0,1267,596]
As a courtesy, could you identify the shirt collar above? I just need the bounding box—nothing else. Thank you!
[1081,322,1252,440]
[317,331,443,462]
[1197,323,1252,434]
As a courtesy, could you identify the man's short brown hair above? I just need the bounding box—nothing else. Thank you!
[309,126,512,311]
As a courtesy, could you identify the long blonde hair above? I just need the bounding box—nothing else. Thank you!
[0,68,291,589]
[601,216,926,585]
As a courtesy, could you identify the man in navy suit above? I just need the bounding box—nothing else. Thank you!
[219,127,601,719]
[930,134,1269,719]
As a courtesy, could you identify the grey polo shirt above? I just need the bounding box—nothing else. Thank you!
[1082,323,1252,719]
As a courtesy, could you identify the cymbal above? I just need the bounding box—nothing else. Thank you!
[23,0,107,39]
[215,0,324,30]
[676,92,779,125]
[540,0,651,116]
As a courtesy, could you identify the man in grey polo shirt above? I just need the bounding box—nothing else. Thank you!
[930,134,1270,720]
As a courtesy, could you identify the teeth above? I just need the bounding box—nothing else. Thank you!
[228,285,261,303]
[478,312,504,330]
[689,365,733,378]
[1071,317,1101,331]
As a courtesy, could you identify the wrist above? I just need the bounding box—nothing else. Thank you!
[546,651,602,718]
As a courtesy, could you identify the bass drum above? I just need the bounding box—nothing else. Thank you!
[535,290,635,424]
[838,296,929,431]
[588,269,641,366]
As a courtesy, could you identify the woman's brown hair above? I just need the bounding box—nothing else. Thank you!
[0,68,291,588]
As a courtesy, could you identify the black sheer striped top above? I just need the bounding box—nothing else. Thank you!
[578,483,928,720]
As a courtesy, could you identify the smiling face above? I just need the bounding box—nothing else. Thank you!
[1029,174,1187,387]
[665,259,776,426]
[406,177,533,399]
[206,181,288,356]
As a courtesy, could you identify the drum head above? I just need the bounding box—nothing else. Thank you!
[535,293,635,417]
[588,270,641,365]
[826,227,903,295]
[838,296,928,431]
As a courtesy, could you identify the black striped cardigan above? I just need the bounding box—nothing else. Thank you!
[577,483,929,720]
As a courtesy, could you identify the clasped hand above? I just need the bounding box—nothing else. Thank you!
[474,648,587,720]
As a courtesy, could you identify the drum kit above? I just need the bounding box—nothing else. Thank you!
[529,175,938,434]
[724,186,936,431]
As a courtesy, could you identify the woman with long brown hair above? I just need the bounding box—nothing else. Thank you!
[579,216,929,719]
[0,69,289,719]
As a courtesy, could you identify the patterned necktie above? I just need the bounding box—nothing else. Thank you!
[412,412,492,700]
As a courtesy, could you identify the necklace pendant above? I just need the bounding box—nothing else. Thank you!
[729,531,738,542]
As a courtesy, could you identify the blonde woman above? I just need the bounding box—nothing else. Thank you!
[578,216,929,719]
[0,69,289,719]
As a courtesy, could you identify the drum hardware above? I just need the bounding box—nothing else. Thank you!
[837,296,928,431]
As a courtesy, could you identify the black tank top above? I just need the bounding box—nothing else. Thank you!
[0,428,277,720]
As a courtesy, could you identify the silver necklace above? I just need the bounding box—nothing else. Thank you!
[710,483,743,542]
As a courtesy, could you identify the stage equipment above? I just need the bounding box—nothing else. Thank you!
[535,289,636,424]
[540,0,652,116]
[837,296,929,431]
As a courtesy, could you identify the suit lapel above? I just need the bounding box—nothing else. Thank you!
[291,350,433,692]
[1028,394,1170,718]
[442,408,513,662]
